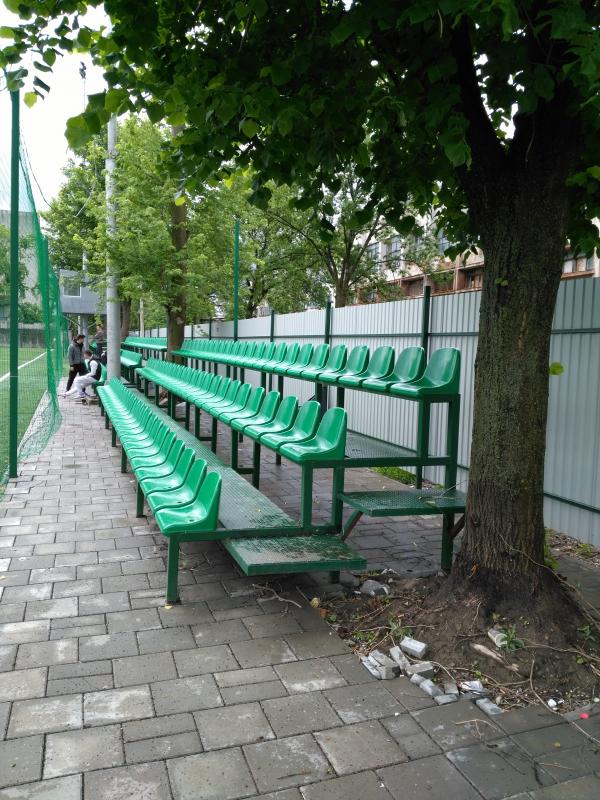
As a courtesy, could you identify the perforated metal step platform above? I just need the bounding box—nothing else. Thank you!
[338,487,467,517]
[224,535,366,575]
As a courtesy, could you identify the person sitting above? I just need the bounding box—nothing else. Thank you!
[62,350,102,401]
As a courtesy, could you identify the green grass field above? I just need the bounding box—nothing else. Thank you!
[0,345,60,482]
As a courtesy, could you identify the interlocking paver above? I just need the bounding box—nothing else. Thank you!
[274,659,346,693]
[378,754,482,800]
[7,694,82,737]
[167,748,256,800]
[0,603,25,623]
[79,632,138,661]
[284,632,349,660]
[44,725,123,778]
[0,736,44,789]
[158,603,214,627]
[84,763,172,800]
[529,775,600,798]
[192,619,252,647]
[324,683,403,723]
[78,591,130,614]
[123,712,195,742]
[262,692,341,737]
[0,774,82,799]
[412,702,503,750]
[242,613,302,639]
[113,651,177,686]
[243,733,331,793]
[83,686,154,725]
[16,638,77,669]
[214,666,277,687]
[0,620,49,644]
[315,720,407,775]
[174,645,238,677]
[137,626,196,654]
[0,667,46,701]
[0,645,16,672]
[52,578,102,598]
[380,714,441,760]
[125,731,202,763]
[301,770,394,799]
[230,636,297,668]
[446,739,554,798]
[221,680,288,705]
[195,702,275,749]
[106,608,161,633]
[151,675,223,715]
[0,584,52,602]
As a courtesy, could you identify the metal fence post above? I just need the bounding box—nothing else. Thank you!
[420,285,431,359]
[268,310,276,391]
[9,90,20,479]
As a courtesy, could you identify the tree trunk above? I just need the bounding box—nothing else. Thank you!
[167,145,188,363]
[167,304,186,362]
[453,145,576,602]
[120,299,131,341]
[334,283,348,307]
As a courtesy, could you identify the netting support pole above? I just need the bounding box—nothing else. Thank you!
[9,91,20,479]
[105,115,120,380]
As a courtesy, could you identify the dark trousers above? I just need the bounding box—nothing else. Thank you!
[66,363,87,391]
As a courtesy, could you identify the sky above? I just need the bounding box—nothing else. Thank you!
[0,5,107,212]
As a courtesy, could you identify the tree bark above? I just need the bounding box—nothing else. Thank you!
[453,113,579,601]
[334,283,348,307]
[120,299,131,341]
[167,124,188,364]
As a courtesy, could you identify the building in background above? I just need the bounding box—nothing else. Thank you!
[59,269,103,344]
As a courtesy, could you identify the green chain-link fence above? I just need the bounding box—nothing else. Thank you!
[0,88,65,485]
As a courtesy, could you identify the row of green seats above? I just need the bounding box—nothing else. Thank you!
[137,360,348,464]
[172,340,460,397]
[123,335,168,351]
[98,379,221,533]
[120,349,142,368]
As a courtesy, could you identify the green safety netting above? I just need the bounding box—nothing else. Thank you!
[0,89,65,485]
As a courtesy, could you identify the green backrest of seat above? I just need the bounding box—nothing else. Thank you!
[254,342,267,359]
[323,344,346,372]
[424,347,461,392]
[345,345,369,373]
[173,448,196,481]
[315,407,347,453]
[293,400,321,437]
[166,439,185,467]
[366,346,394,377]
[197,471,222,530]
[221,379,241,402]
[294,343,314,366]
[243,386,266,414]
[392,346,425,382]
[281,342,298,364]
[258,391,280,418]
[309,343,330,368]
[231,382,252,408]
[273,395,298,426]
[263,342,277,360]
[272,342,288,362]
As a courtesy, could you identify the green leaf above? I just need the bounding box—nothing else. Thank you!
[549,362,564,376]
[249,0,268,17]
[174,193,186,206]
[42,49,57,66]
[276,112,293,136]
[65,114,92,149]
[77,28,92,49]
[105,88,128,113]
[146,102,164,123]
[396,215,416,235]
[0,26,15,39]
[23,91,38,108]
[33,75,50,94]
[241,118,259,138]
[330,16,355,45]
[270,62,291,86]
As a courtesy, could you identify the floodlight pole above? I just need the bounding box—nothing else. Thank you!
[8,90,20,479]
[233,217,240,341]
[105,115,120,379]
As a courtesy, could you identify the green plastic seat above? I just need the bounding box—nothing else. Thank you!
[147,459,208,513]
[129,431,177,469]
[279,407,347,463]
[257,342,286,370]
[338,346,394,388]
[155,471,221,535]
[231,390,280,433]
[273,343,313,376]
[125,426,173,459]
[286,343,329,377]
[244,396,298,441]
[199,379,241,412]
[300,344,347,380]
[264,342,297,373]
[209,383,252,418]
[260,400,321,450]
[390,347,461,397]
[319,346,369,385]
[218,386,264,423]
[133,439,186,481]
[140,448,197,496]
[362,346,425,392]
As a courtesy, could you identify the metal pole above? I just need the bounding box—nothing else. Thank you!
[139,298,145,336]
[233,217,240,341]
[420,285,431,359]
[8,91,19,478]
[324,299,332,344]
[106,115,120,379]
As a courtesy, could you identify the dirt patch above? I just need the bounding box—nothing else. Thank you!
[309,571,600,714]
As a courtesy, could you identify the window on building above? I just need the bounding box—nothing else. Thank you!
[367,242,380,262]
[63,277,81,297]
[465,270,483,290]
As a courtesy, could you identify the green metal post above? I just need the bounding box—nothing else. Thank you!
[194,406,201,438]
[320,300,332,413]
[8,91,20,479]
[415,399,431,489]
[441,395,461,571]
[269,310,275,391]
[231,429,239,471]
[166,536,181,604]
[416,286,431,488]
[233,218,240,342]
[331,466,345,533]
[300,465,314,529]
[252,441,261,488]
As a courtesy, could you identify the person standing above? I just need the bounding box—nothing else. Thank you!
[66,334,86,391]
[94,322,105,358]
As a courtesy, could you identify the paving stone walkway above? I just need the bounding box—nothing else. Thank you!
[0,391,599,799]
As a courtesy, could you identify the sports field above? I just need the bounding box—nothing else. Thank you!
[0,346,54,481]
